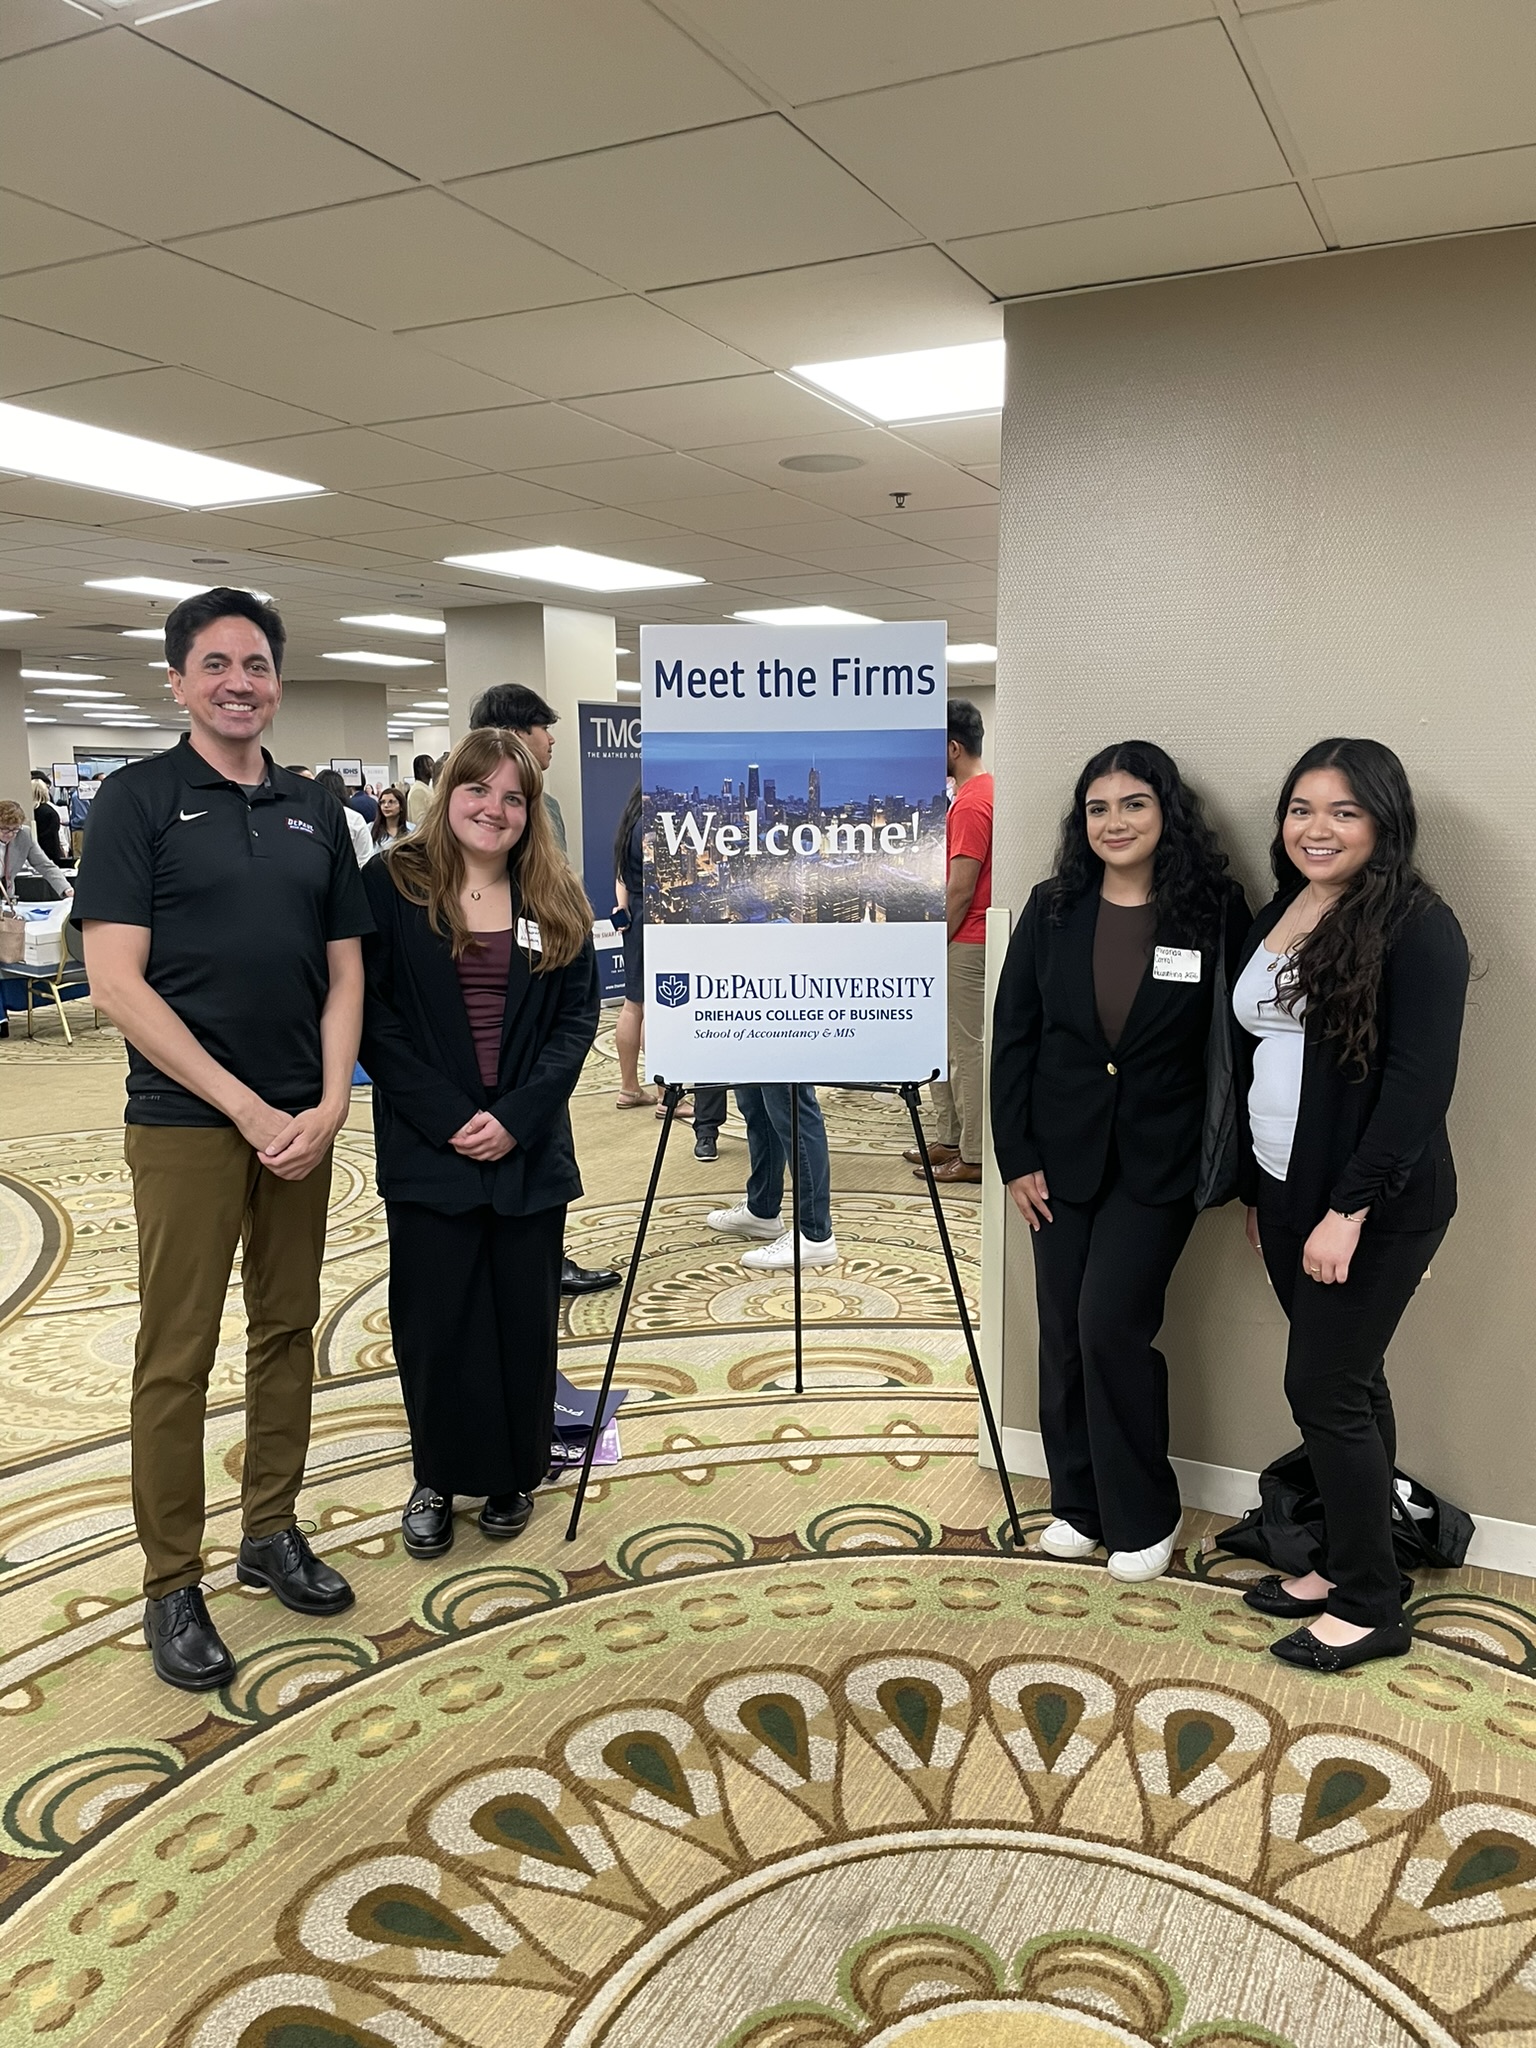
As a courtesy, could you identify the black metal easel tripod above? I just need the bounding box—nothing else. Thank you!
[565,1076,1025,1546]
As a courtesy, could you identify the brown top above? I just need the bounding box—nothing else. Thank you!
[456,926,512,1088]
[1093,897,1157,1049]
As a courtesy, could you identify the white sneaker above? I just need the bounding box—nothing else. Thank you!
[738,1229,839,1272]
[1107,1526,1181,1583]
[706,1202,782,1241]
[1038,1518,1098,1559]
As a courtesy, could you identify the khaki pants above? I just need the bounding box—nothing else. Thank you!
[929,938,988,1164]
[125,1125,332,1599]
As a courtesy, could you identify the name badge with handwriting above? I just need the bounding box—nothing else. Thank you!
[516,917,542,953]
[1153,945,1202,983]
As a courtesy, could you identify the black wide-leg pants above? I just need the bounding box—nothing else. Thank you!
[386,1200,566,1498]
[1031,1166,1196,1554]
[1256,1174,1445,1628]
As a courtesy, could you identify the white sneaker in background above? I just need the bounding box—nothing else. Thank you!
[1038,1518,1098,1559]
[738,1230,839,1272]
[1106,1526,1181,1582]
[706,1202,782,1241]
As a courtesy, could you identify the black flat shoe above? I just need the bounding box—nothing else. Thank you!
[236,1526,355,1614]
[1245,1573,1414,1619]
[693,1131,718,1161]
[479,1491,534,1540]
[561,1257,621,1295]
[401,1485,454,1559]
[1270,1620,1412,1673]
[143,1585,235,1692]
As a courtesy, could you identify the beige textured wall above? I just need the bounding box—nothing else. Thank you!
[994,229,1536,1523]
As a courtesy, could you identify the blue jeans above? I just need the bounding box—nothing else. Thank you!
[733,1085,832,1243]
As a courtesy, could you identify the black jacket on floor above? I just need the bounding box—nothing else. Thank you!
[1233,891,1468,1232]
[360,858,600,1216]
[991,881,1250,1205]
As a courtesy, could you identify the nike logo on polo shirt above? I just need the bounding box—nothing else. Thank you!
[178,809,207,822]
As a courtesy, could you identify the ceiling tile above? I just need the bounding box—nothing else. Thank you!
[0,0,98,60]
[0,478,168,523]
[623,486,845,531]
[452,115,918,292]
[799,21,1289,240]
[255,536,444,573]
[367,475,596,522]
[48,505,310,548]
[1246,0,1536,178]
[0,190,135,277]
[679,0,1214,103]
[895,416,1002,466]
[145,0,764,182]
[405,296,759,398]
[1319,143,1536,246]
[0,29,409,241]
[238,495,434,539]
[15,368,339,447]
[951,183,1322,296]
[866,506,996,541]
[208,428,482,492]
[380,403,660,469]
[719,516,896,555]
[568,373,860,448]
[347,522,527,563]
[689,428,997,514]
[652,247,1000,368]
[512,451,751,505]
[173,190,616,332]
[0,249,536,422]
[963,463,1001,488]
[480,507,690,550]
[0,317,148,397]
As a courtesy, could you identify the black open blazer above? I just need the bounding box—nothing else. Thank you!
[360,858,600,1216]
[1234,891,1468,1233]
[991,881,1250,1206]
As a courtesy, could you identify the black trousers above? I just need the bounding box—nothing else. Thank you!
[1256,1174,1445,1628]
[1031,1163,1196,1553]
[692,1086,728,1139]
[386,1200,565,1498]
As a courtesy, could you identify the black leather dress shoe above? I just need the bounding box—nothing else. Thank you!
[236,1526,355,1614]
[1270,1620,1412,1673]
[479,1491,534,1540]
[561,1256,620,1295]
[693,1131,718,1161]
[401,1485,454,1559]
[143,1585,235,1692]
[1245,1573,1414,1619]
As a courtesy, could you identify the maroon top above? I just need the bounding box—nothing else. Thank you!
[456,926,512,1088]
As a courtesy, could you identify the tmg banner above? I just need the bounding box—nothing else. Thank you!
[640,622,948,1085]
[576,698,640,1002]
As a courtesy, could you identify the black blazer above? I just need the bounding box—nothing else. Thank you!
[1234,891,1468,1233]
[360,859,600,1216]
[991,882,1250,1206]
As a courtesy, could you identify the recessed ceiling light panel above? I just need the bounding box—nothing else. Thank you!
[0,402,321,510]
[730,606,881,627]
[87,574,273,602]
[323,651,436,669]
[25,673,111,686]
[443,546,705,593]
[339,613,446,636]
[0,608,40,623]
[946,643,997,664]
[791,341,1004,424]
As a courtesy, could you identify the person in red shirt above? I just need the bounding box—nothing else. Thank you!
[909,699,992,1182]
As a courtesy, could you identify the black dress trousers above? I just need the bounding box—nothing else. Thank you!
[1256,1174,1445,1628]
[386,1200,566,1497]
[1030,1162,1196,1553]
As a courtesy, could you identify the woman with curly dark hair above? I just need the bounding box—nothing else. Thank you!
[991,741,1248,1583]
[1233,738,1467,1674]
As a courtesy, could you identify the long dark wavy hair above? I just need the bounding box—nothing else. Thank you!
[1270,737,1438,1075]
[1044,740,1232,949]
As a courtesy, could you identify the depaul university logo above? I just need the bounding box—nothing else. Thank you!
[655,972,690,1008]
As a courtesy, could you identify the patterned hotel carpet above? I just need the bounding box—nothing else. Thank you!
[4,1021,1536,2046]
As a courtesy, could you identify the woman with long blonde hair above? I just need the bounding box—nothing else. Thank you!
[361,728,599,1559]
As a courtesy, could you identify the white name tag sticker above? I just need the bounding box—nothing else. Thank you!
[516,917,542,953]
[1153,945,1202,984]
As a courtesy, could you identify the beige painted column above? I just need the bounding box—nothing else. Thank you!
[443,601,618,858]
[268,677,389,775]
[0,650,30,808]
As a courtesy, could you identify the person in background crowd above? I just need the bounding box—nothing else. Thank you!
[407,753,436,828]
[991,741,1247,1585]
[349,782,379,826]
[360,729,599,1561]
[66,779,95,855]
[284,764,315,779]
[707,1085,838,1270]
[372,785,411,848]
[691,1086,728,1162]
[908,699,993,1184]
[314,769,375,869]
[610,781,652,1109]
[77,587,370,1693]
[32,776,69,868]
[1233,738,1468,1675]
[0,798,72,899]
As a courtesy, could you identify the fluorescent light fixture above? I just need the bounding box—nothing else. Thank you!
[791,340,1004,423]
[0,608,39,623]
[615,681,641,693]
[23,713,56,722]
[323,650,435,669]
[946,643,997,664]
[136,0,224,23]
[730,606,881,627]
[26,674,111,687]
[0,403,321,510]
[409,702,449,712]
[339,613,446,636]
[443,545,704,593]
[119,627,166,641]
[87,574,273,602]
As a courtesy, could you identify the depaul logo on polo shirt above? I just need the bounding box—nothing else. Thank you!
[286,817,316,835]
[655,973,690,1008]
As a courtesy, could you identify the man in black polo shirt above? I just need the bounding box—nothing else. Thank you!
[77,588,372,1692]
